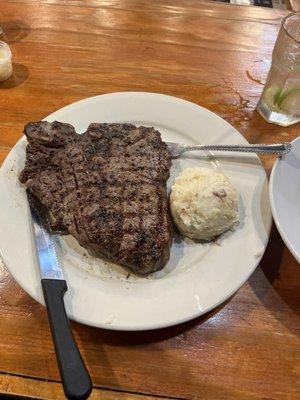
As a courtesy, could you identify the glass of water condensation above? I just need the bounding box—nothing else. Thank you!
[257,13,300,126]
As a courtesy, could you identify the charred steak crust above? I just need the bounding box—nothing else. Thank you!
[20,121,173,275]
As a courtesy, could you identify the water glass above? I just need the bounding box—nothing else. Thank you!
[257,12,300,126]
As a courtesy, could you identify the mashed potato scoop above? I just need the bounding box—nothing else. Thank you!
[170,168,239,240]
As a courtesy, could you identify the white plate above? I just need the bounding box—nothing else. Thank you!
[0,92,272,330]
[270,136,300,263]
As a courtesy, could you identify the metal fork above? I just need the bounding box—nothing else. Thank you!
[166,142,292,159]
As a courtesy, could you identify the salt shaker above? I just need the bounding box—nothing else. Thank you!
[0,41,13,82]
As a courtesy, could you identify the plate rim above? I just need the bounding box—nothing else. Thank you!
[269,136,300,264]
[0,91,272,330]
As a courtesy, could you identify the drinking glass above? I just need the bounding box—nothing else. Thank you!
[257,12,300,126]
[0,26,5,41]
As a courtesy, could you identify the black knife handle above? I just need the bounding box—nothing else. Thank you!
[41,279,92,400]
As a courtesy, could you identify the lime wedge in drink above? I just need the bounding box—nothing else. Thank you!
[263,85,282,107]
[277,88,300,114]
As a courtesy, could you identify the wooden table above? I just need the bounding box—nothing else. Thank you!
[0,1,299,399]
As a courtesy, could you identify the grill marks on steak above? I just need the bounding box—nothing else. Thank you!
[19,121,77,184]
[20,121,173,275]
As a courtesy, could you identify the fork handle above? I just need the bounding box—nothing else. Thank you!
[185,143,291,155]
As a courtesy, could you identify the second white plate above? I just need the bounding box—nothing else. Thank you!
[0,92,272,330]
[270,136,300,264]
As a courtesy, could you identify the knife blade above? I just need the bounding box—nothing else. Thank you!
[29,198,92,400]
[31,206,64,280]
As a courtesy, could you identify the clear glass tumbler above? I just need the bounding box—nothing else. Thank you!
[0,41,13,82]
[257,12,300,126]
[0,26,4,41]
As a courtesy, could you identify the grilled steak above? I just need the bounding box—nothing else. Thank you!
[20,121,173,275]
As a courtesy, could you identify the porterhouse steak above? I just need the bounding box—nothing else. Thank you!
[20,121,173,275]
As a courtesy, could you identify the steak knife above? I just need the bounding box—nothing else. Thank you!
[28,199,92,400]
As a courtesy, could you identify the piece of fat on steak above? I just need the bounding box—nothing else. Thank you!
[20,121,173,276]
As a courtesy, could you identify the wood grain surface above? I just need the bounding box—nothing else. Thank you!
[0,1,299,399]
[0,373,168,400]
